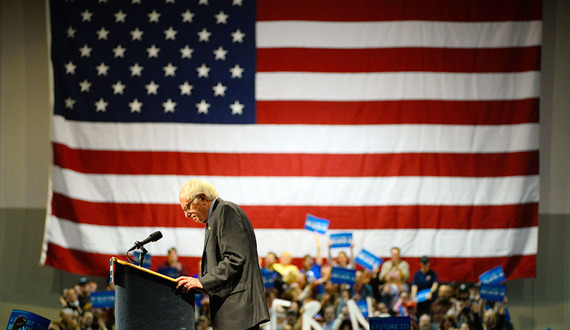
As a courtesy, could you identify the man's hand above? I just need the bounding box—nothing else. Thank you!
[175,276,203,294]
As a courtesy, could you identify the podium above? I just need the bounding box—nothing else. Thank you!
[111,257,197,330]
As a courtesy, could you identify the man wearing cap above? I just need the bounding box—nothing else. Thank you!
[411,256,439,318]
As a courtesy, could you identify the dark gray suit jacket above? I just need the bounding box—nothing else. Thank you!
[199,198,270,329]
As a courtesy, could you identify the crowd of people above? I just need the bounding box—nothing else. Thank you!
[255,245,512,330]
[49,277,115,330]
[49,245,511,330]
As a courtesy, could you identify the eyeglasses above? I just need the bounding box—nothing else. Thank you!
[182,194,201,214]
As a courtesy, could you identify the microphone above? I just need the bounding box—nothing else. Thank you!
[128,231,163,252]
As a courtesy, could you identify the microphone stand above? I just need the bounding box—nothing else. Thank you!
[138,246,148,267]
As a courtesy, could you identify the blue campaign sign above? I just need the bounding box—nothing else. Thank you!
[133,251,152,269]
[416,289,431,303]
[304,214,330,234]
[330,232,353,248]
[356,300,369,318]
[90,291,116,308]
[330,267,356,286]
[369,316,411,329]
[6,310,51,330]
[480,284,506,302]
[355,249,383,271]
[479,265,506,284]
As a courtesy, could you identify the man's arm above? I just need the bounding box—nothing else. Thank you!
[199,203,248,296]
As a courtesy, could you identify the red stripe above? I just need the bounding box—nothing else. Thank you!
[257,99,539,125]
[258,47,541,73]
[257,0,542,22]
[51,193,538,230]
[53,144,539,177]
[44,243,535,281]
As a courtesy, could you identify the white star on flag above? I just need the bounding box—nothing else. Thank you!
[196,99,210,114]
[129,99,143,113]
[212,82,227,96]
[162,99,177,113]
[229,100,244,115]
[94,98,108,112]
[179,82,193,95]
[145,81,159,95]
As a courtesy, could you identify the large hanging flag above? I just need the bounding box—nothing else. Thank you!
[42,0,541,282]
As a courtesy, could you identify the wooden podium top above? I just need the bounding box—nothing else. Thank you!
[110,257,207,294]
[111,257,179,284]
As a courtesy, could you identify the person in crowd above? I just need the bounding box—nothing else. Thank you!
[321,305,337,330]
[382,268,410,311]
[77,277,92,311]
[373,301,391,317]
[379,247,410,282]
[440,314,458,330]
[352,270,374,302]
[327,242,355,269]
[301,234,324,284]
[392,290,413,316]
[446,283,477,328]
[273,251,302,285]
[157,247,189,278]
[431,284,455,326]
[283,309,299,330]
[418,313,433,330]
[411,256,439,318]
[175,179,270,329]
[60,287,83,316]
[261,252,284,295]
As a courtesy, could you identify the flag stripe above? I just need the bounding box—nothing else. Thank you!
[256,72,540,101]
[51,192,538,230]
[52,116,539,153]
[51,168,539,206]
[256,21,542,49]
[45,217,538,258]
[53,143,539,177]
[257,47,541,73]
[257,0,542,22]
[256,99,539,125]
[44,243,536,282]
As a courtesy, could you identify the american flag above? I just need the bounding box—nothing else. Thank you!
[42,0,541,282]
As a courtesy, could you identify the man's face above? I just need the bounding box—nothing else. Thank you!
[179,193,209,224]
[391,248,401,263]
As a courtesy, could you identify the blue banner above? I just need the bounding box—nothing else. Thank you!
[355,249,383,271]
[133,251,152,269]
[356,300,369,318]
[6,310,51,330]
[330,267,356,286]
[369,316,411,329]
[330,233,353,248]
[304,214,330,234]
[479,284,506,302]
[90,291,116,309]
[261,270,277,288]
[416,289,431,303]
[479,265,506,284]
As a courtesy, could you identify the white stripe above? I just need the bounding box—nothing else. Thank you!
[45,217,538,258]
[51,167,540,205]
[256,72,540,101]
[52,116,539,153]
[256,21,542,49]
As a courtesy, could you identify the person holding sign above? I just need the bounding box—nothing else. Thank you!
[175,179,269,329]
[328,242,355,269]
[411,256,439,318]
